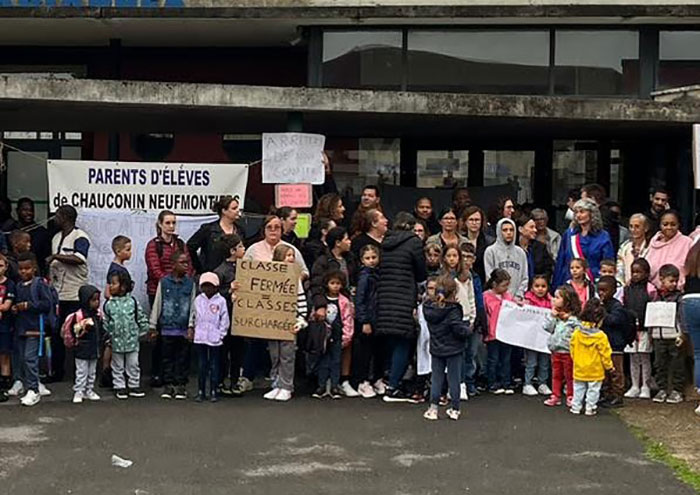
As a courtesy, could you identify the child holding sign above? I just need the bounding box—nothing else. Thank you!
[522,275,553,397]
[263,245,308,402]
[483,269,515,395]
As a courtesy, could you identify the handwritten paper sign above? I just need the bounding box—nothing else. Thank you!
[262,133,325,184]
[294,213,312,239]
[644,301,677,328]
[232,260,300,341]
[495,301,551,354]
[275,184,313,208]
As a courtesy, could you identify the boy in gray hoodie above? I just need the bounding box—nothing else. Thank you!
[484,218,529,299]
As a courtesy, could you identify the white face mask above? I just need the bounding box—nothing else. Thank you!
[565,208,575,221]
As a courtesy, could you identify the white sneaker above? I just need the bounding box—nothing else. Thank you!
[695,404,700,417]
[639,386,651,400]
[72,392,83,404]
[373,379,387,395]
[38,383,51,397]
[446,408,461,421]
[20,390,40,407]
[624,386,640,398]
[460,383,469,401]
[358,381,377,399]
[7,380,24,397]
[522,384,538,396]
[538,384,552,396]
[341,381,360,397]
[85,390,101,401]
[263,388,280,400]
[275,389,292,402]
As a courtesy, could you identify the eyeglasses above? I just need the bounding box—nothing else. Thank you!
[265,225,281,231]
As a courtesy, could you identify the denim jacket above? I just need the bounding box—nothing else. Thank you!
[149,275,196,337]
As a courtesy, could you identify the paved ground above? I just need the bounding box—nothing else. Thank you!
[0,384,693,495]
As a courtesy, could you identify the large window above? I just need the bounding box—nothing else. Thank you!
[554,31,639,96]
[407,30,550,94]
[322,31,403,90]
[659,31,700,90]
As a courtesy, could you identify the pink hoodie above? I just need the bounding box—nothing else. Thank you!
[645,231,693,289]
[483,289,515,342]
[524,290,552,310]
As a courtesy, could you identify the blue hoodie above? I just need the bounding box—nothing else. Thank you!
[423,301,470,358]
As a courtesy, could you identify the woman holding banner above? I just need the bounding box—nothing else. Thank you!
[187,196,242,274]
[552,198,615,289]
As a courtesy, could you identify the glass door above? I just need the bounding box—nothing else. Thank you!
[416,149,469,188]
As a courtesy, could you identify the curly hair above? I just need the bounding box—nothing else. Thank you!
[571,198,604,233]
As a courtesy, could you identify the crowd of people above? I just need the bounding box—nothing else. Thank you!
[2,183,700,422]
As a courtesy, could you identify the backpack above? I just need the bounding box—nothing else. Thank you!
[60,309,85,349]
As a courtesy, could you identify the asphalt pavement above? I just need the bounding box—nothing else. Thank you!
[0,383,692,495]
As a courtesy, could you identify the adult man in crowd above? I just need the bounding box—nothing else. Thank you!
[531,208,561,261]
[349,185,382,236]
[16,198,51,275]
[648,187,670,234]
[452,187,471,215]
[48,205,90,382]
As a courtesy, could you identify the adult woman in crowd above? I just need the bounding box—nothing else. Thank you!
[425,208,467,250]
[552,198,615,288]
[376,212,427,403]
[301,217,336,269]
[487,196,516,238]
[314,193,346,228]
[460,205,494,283]
[350,208,388,259]
[413,219,428,243]
[682,243,700,416]
[278,206,300,249]
[644,210,692,288]
[413,197,440,236]
[616,213,651,286]
[244,215,309,277]
[516,213,553,283]
[145,210,193,388]
[187,195,241,274]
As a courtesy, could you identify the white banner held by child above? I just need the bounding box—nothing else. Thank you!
[495,301,551,354]
[644,301,677,328]
[262,133,325,184]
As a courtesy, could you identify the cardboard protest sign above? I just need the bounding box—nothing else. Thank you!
[275,184,313,208]
[232,260,301,341]
[644,301,677,328]
[262,133,325,184]
[495,300,551,354]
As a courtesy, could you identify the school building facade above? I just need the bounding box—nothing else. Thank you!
[1,0,700,226]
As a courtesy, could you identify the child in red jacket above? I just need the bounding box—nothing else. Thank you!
[522,275,553,397]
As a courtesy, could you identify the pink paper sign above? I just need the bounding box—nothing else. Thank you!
[275,184,313,208]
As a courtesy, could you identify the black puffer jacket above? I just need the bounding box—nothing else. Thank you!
[376,231,427,339]
[309,252,358,309]
[423,302,470,357]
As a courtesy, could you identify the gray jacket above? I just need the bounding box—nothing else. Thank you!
[483,218,529,298]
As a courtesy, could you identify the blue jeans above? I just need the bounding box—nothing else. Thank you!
[486,340,512,390]
[524,350,550,386]
[318,336,342,388]
[197,344,221,395]
[462,332,481,386]
[387,336,411,390]
[683,298,700,389]
[431,354,462,410]
[242,339,269,381]
[17,337,39,392]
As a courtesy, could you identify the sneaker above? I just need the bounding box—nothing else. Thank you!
[639,386,651,400]
[221,385,234,396]
[312,387,326,399]
[210,391,219,403]
[566,396,573,408]
[600,397,624,408]
[489,387,506,395]
[329,386,343,400]
[7,380,24,397]
[275,389,292,402]
[174,386,187,400]
[666,390,684,404]
[538,384,552,396]
[446,408,461,420]
[585,408,597,416]
[504,388,515,395]
[85,390,101,401]
[0,391,7,403]
[410,391,426,404]
[569,407,581,415]
[160,386,174,400]
[20,390,40,407]
[115,389,129,400]
[263,388,280,400]
[460,383,469,401]
[624,386,640,398]
[695,404,700,417]
[382,388,414,403]
[544,395,561,407]
[72,392,84,404]
[522,384,538,396]
[373,379,387,396]
[129,388,146,398]
[341,381,360,398]
[423,407,438,421]
[653,390,668,403]
[467,384,478,397]
[233,377,253,395]
[358,381,377,399]
[195,391,205,402]
[38,383,51,397]
[438,395,449,406]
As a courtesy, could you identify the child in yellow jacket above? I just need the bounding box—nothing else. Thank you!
[569,299,614,416]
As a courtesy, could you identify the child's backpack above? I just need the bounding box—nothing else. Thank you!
[60,309,85,349]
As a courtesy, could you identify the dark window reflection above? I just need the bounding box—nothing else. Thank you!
[659,31,700,90]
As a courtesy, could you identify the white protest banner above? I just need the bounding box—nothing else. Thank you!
[78,209,217,310]
[262,133,325,184]
[694,124,700,189]
[48,160,248,214]
[644,301,677,328]
[495,300,551,354]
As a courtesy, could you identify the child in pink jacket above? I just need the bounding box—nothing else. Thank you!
[522,275,553,396]
[483,269,515,394]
